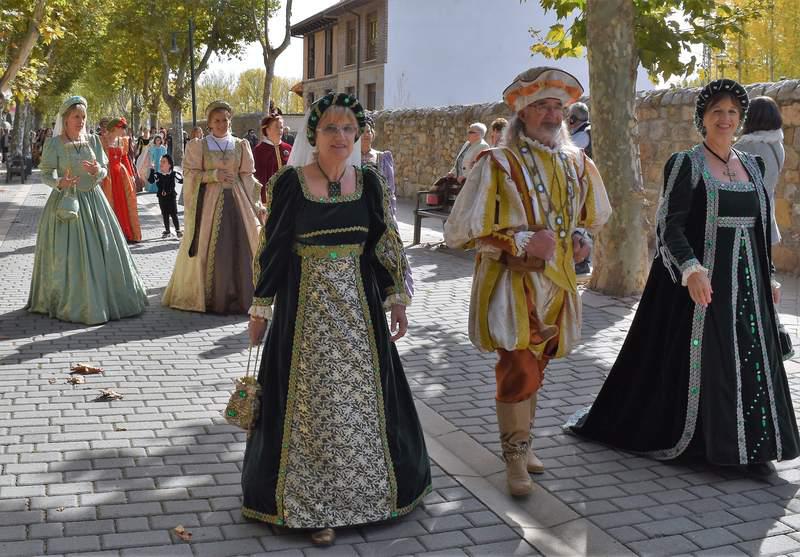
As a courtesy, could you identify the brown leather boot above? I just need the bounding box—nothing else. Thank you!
[496,400,534,496]
[527,394,545,474]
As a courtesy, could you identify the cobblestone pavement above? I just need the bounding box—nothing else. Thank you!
[1,174,800,556]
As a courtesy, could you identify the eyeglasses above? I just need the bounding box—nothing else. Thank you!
[321,124,358,137]
[467,130,479,135]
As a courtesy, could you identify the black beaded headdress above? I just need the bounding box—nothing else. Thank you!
[306,92,367,146]
[694,79,749,133]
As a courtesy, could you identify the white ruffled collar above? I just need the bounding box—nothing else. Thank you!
[518,132,573,155]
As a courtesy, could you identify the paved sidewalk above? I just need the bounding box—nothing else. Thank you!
[0,174,799,556]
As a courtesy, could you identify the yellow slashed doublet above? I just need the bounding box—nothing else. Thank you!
[445,135,611,380]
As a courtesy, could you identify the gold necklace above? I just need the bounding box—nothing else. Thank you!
[517,141,576,242]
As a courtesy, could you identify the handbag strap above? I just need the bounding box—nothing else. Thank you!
[245,341,263,379]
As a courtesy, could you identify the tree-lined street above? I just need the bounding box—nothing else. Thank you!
[1,176,800,556]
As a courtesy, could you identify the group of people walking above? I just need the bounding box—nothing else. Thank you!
[21,63,797,546]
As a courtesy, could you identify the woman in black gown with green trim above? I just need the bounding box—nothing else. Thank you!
[568,79,799,472]
[241,93,431,546]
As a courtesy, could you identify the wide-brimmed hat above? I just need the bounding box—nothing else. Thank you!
[503,67,583,112]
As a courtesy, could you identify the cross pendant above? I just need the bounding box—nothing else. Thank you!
[723,164,737,181]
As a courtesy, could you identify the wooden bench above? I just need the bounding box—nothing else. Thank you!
[5,155,30,184]
[412,181,462,245]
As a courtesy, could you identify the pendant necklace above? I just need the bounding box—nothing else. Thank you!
[317,162,346,199]
[209,135,231,161]
[703,142,737,181]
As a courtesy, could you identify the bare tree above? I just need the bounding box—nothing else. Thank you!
[250,0,293,114]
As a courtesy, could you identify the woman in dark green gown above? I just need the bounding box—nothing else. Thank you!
[241,93,431,545]
[569,79,800,470]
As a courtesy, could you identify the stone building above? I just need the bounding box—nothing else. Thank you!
[290,0,653,111]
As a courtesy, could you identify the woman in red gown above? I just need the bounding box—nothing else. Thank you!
[253,111,291,203]
[101,117,142,242]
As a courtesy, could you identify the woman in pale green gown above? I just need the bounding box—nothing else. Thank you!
[26,95,147,325]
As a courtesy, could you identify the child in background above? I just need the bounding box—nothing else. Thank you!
[149,154,182,238]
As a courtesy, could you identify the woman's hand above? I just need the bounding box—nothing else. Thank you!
[687,272,713,307]
[389,304,408,342]
[82,159,100,176]
[58,168,79,189]
[772,284,781,305]
[218,169,235,184]
[248,317,268,345]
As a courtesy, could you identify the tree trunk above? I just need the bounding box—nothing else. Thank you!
[22,101,33,159]
[586,0,649,296]
[168,102,184,167]
[0,0,46,111]
[9,101,25,159]
[262,56,276,114]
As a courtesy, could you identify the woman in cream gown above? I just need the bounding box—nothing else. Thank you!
[162,100,263,314]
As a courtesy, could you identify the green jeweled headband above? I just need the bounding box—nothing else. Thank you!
[59,95,87,116]
[306,92,366,146]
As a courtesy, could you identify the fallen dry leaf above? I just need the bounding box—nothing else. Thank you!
[173,525,192,541]
[48,378,57,384]
[56,506,64,512]
[113,425,127,431]
[94,388,123,402]
[70,363,103,375]
[66,376,85,385]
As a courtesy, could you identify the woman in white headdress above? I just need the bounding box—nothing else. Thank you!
[241,92,430,547]
[27,95,147,325]
[162,100,263,314]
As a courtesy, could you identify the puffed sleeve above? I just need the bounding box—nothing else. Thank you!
[183,138,217,187]
[238,139,262,205]
[379,150,398,218]
[364,166,411,306]
[121,136,136,178]
[39,137,61,189]
[249,166,298,319]
[576,152,611,232]
[655,152,700,283]
[90,134,108,183]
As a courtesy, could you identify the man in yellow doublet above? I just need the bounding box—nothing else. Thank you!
[445,67,611,496]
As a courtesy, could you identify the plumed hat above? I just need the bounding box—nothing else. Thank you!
[694,79,749,132]
[306,92,367,146]
[503,67,583,112]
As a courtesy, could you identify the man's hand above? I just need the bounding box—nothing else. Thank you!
[525,230,556,261]
[572,232,591,264]
[772,284,781,305]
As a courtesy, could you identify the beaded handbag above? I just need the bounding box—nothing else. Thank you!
[224,344,262,433]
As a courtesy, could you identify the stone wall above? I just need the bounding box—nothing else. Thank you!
[370,79,800,273]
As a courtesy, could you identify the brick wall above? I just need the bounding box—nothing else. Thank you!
[369,79,800,273]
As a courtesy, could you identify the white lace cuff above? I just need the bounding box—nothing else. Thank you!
[681,264,709,286]
[248,304,273,320]
[513,231,536,257]
[383,293,410,311]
